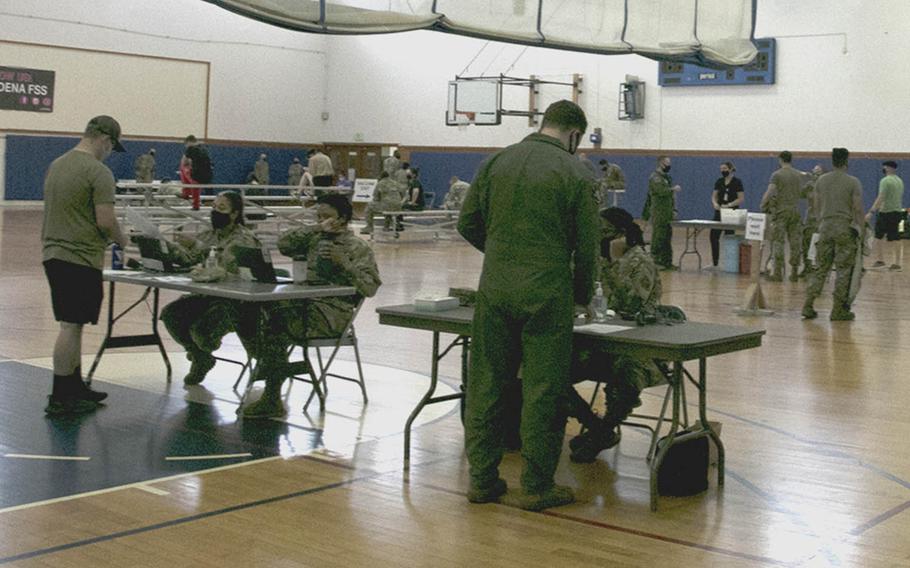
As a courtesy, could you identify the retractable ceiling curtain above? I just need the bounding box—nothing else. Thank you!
[204,0,758,66]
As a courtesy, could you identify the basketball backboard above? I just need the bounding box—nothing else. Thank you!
[446,78,501,126]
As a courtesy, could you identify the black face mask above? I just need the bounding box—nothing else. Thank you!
[211,210,232,230]
[662,165,672,173]
[721,170,730,177]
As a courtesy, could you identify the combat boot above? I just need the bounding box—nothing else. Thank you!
[801,302,818,319]
[502,485,575,511]
[830,308,855,321]
[467,478,507,504]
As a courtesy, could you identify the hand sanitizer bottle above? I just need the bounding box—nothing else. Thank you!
[591,281,607,323]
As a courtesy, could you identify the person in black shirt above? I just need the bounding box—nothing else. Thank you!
[710,161,745,267]
[402,167,426,210]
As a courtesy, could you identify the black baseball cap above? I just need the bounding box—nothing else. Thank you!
[883,160,898,169]
[86,115,125,152]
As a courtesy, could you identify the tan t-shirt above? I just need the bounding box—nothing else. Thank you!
[816,169,861,227]
[769,166,803,212]
[308,152,334,177]
[41,149,116,269]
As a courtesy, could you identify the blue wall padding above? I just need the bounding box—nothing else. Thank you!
[4,135,894,217]
[408,150,891,219]
[4,135,313,200]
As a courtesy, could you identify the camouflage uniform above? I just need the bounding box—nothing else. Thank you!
[443,180,471,210]
[383,155,400,177]
[253,158,270,185]
[133,152,156,183]
[393,168,410,191]
[641,168,675,267]
[160,224,261,375]
[238,226,381,416]
[800,172,821,274]
[596,163,625,208]
[362,178,405,233]
[287,162,305,187]
[767,166,804,279]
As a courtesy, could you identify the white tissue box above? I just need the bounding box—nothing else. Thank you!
[720,208,747,225]
[414,297,460,312]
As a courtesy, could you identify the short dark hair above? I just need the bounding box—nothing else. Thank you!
[317,193,353,222]
[219,191,245,225]
[722,161,735,171]
[883,160,898,169]
[184,135,198,144]
[832,147,849,168]
[541,100,587,133]
[779,151,792,163]
[600,207,644,248]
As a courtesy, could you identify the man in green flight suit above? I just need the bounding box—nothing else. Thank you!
[457,100,599,511]
[641,155,681,270]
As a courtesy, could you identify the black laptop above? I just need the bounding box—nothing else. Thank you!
[233,246,291,283]
[134,236,189,273]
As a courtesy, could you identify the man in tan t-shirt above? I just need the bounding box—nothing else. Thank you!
[803,147,864,321]
[42,115,129,415]
[761,150,806,282]
[308,148,334,187]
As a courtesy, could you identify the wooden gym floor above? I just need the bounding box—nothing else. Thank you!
[0,206,908,567]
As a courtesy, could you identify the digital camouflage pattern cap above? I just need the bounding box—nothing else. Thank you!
[86,115,125,152]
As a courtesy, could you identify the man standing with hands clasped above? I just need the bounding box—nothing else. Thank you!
[458,100,599,511]
[42,115,129,415]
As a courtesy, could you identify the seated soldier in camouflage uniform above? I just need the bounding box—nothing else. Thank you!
[241,194,381,418]
[360,171,405,234]
[443,176,471,210]
[567,207,670,463]
[160,191,261,385]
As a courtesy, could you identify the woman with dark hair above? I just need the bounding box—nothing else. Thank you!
[710,161,745,267]
[567,207,669,463]
[239,193,381,418]
[160,190,261,385]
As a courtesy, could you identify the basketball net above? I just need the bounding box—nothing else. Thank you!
[456,111,475,131]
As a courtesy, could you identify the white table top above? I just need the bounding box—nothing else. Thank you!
[103,270,355,302]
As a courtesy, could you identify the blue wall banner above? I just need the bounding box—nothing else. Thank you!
[0,66,55,112]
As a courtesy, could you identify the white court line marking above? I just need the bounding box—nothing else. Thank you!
[165,453,253,461]
[4,454,90,461]
[135,485,170,496]
[0,456,283,514]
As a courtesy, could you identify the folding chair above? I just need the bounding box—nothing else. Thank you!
[286,296,368,412]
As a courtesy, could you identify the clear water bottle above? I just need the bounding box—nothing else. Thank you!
[205,246,218,270]
[591,281,607,323]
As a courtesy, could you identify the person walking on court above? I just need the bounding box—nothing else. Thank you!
[866,160,904,271]
[458,100,599,511]
[761,151,804,282]
[803,148,865,321]
[42,115,129,415]
[641,155,681,270]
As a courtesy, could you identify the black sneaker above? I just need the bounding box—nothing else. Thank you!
[569,428,621,463]
[45,395,100,416]
[75,381,108,403]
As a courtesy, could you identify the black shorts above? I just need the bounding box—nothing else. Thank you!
[874,211,903,241]
[43,259,103,325]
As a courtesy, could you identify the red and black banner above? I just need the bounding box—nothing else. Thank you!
[0,66,55,112]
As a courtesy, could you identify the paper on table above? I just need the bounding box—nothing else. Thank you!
[574,323,630,335]
[126,208,161,238]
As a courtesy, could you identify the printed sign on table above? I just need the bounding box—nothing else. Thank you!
[0,66,55,112]
[745,213,767,241]
[352,178,377,203]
